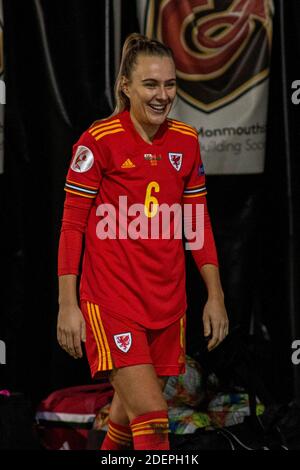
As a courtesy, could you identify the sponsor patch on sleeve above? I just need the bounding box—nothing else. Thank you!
[198,163,205,176]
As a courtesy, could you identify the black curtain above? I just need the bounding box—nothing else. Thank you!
[1,0,138,404]
[186,0,300,403]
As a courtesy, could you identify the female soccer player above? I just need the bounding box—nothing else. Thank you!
[57,33,229,450]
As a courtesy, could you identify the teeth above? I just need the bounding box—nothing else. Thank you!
[150,104,166,111]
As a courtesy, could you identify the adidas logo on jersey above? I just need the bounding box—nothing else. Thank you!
[121,158,135,168]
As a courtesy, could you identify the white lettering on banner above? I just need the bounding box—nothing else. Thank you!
[138,0,274,174]
[173,84,270,174]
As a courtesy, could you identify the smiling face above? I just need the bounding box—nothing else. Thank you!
[122,54,177,140]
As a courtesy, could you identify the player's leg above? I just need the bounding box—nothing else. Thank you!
[109,373,168,423]
[100,390,133,450]
[127,313,185,449]
[102,376,168,450]
[103,312,184,451]
[80,301,170,450]
[110,364,170,450]
[109,376,167,425]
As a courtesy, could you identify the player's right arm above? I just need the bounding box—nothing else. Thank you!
[57,131,103,359]
[57,274,86,359]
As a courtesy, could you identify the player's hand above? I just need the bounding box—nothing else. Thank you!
[57,304,86,359]
[202,296,229,351]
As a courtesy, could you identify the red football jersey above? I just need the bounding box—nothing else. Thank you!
[60,110,215,328]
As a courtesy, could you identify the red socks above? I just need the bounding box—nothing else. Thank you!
[130,410,170,450]
[101,411,170,450]
[101,419,132,450]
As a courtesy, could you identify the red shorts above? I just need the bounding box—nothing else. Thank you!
[80,300,186,378]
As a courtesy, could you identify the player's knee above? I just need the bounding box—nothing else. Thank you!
[111,392,125,413]
[127,398,168,421]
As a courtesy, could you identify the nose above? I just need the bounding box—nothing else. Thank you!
[156,85,168,101]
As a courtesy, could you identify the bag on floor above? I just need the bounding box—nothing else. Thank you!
[35,382,113,450]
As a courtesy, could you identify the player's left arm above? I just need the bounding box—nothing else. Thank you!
[199,264,228,351]
[183,138,229,351]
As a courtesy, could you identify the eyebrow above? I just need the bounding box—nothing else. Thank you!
[141,78,177,83]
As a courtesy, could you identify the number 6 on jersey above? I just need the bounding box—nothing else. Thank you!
[144,181,160,218]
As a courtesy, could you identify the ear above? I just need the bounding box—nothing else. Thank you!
[121,76,130,98]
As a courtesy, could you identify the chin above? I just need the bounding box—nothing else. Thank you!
[148,112,168,124]
[152,115,166,123]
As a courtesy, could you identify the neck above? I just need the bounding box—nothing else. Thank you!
[129,111,158,144]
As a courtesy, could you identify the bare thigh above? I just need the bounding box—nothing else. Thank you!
[110,364,168,421]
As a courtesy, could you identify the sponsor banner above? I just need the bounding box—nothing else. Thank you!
[137,0,274,174]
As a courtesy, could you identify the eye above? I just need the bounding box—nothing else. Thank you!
[166,82,176,88]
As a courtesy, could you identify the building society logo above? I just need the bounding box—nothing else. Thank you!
[146,0,273,112]
[114,333,132,353]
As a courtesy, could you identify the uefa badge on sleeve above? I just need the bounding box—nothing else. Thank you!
[71,145,94,173]
[168,153,183,171]
[114,333,132,353]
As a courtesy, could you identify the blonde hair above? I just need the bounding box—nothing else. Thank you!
[113,33,174,115]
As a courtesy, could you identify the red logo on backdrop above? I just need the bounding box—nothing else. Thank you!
[146,0,273,112]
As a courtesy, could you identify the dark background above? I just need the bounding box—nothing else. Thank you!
[0,0,299,409]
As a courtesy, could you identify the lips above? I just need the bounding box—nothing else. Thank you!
[148,103,168,113]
